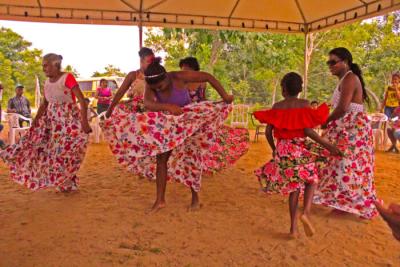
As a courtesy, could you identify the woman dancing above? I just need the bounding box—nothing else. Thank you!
[0,53,91,192]
[313,47,378,219]
[103,58,245,212]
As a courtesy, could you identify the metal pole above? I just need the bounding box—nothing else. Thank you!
[303,32,309,98]
[139,24,143,48]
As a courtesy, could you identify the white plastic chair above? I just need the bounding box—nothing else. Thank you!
[5,112,32,145]
[230,104,250,128]
[91,111,106,144]
[250,112,267,142]
[368,113,388,151]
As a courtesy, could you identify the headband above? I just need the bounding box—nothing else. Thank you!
[144,72,166,79]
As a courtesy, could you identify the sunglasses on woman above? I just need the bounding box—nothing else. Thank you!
[326,59,342,66]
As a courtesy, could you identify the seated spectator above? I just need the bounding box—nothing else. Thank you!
[386,107,400,153]
[7,84,31,126]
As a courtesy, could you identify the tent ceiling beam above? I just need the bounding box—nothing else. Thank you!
[0,1,398,34]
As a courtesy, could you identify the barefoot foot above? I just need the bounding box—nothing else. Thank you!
[187,203,202,212]
[300,214,315,237]
[289,229,300,239]
[330,209,347,215]
[147,201,166,214]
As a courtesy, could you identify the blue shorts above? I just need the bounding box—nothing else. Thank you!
[384,106,397,118]
[0,124,3,132]
[394,130,400,140]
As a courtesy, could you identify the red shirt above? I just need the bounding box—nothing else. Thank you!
[253,103,329,139]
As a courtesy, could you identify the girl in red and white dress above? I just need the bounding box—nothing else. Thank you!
[254,72,341,238]
[0,53,91,192]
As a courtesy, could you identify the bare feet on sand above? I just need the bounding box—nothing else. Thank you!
[187,202,202,212]
[331,209,347,215]
[289,228,300,239]
[300,214,315,237]
[147,201,166,214]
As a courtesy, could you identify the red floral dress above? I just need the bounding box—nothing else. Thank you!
[101,100,249,192]
[254,104,330,195]
[0,73,89,191]
[186,86,249,174]
[313,81,378,219]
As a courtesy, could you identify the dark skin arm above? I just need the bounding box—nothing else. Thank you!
[171,71,233,103]
[304,128,341,156]
[32,98,49,127]
[72,85,92,134]
[382,89,388,112]
[106,71,136,117]
[144,71,234,116]
[265,124,276,156]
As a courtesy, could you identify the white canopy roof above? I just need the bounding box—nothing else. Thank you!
[0,0,399,33]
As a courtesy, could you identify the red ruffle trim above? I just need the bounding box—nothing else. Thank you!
[253,103,329,139]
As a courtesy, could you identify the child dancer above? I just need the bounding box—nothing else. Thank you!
[254,72,341,238]
[0,53,91,192]
[103,58,245,212]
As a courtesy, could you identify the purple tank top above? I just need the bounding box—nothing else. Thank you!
[155,86,191,107]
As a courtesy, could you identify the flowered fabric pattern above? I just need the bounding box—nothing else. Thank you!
[0,103,88,191]
[203,125,249,173]
[255,138,328,195]
[313,111,378,219]
[101,100,249,192]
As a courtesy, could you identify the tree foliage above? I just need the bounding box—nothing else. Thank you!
[92,64,126,77]
[64,65,80,77]
[145,13,400,110]
[0,27,45,105]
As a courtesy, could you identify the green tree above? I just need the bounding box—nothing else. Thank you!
[0,27,45,106]
[92,64,126,77]
[145,13,399,109]
[64,65,80,77]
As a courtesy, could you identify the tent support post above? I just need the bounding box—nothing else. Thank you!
[303,32,309,98]
[139,24,143,48]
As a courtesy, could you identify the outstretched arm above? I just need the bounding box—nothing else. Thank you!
[72,85,92,134]
[106,71,136,117]
[304,128,341,156]
[32,99,48,127]
[172,71,233,103]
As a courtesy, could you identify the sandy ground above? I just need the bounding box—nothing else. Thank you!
[0,132,399,267]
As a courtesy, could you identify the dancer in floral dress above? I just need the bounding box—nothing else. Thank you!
[0,53,91,192]
[254,72,341,238]
[104,47,154,118]
[313,47,378,219]
[179,57,207,103]
[179,56,249,173]
[103,58,241,212]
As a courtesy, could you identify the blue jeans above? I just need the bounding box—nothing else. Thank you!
[97,103,110,115]
[384,106,397,118]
